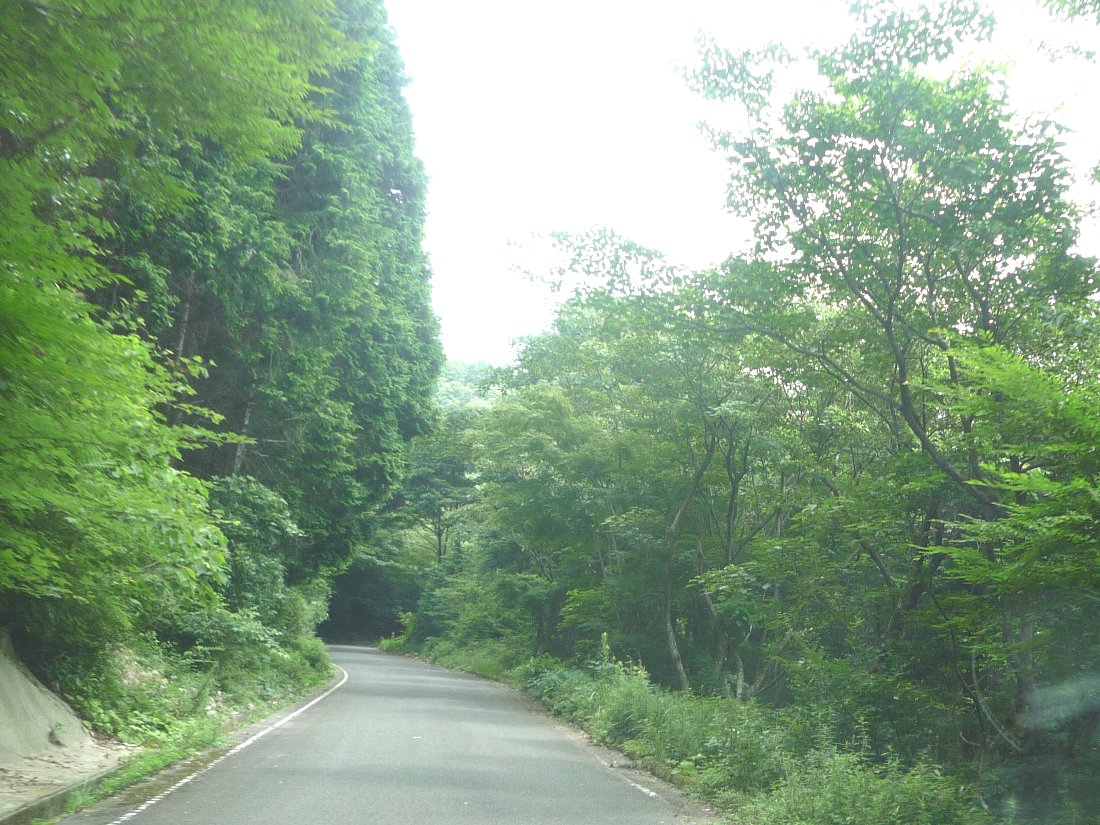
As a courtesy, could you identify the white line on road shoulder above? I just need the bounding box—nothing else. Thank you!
[594,755,660,799]
[104,666,350,824]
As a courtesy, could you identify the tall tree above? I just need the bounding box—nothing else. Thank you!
[0,0,345,630]
[258,0,443,577]
[86,0,443,582]
[684,0,1098,799]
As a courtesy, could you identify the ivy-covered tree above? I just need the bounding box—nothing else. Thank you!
[88,0,443,582]
[255,0,443,577]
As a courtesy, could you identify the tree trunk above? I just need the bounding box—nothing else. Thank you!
[231,402,253,475]
[662,428,717,692]
[696,536,730,675]
[174,272,196,363]
[1012,618,1042,751]
[664,591,689,691]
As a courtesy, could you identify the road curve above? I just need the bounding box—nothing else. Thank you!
[62,646,715,824]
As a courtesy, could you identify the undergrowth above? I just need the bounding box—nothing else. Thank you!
[31,633,334,821]
[392,631,990,825]
[45,633,332,745]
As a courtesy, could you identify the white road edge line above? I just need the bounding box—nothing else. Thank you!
[595,755,660,799]
[626,779,660,799]
[104,665,350,825]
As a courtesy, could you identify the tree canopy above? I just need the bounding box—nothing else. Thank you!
[1,0,441,743]
[390,4,1100,820]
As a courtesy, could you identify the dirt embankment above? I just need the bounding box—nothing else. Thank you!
[0,632,128,820]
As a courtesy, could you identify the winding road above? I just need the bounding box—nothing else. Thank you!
[62,646,715,824]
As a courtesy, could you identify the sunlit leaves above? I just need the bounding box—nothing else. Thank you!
[0,275,225,624]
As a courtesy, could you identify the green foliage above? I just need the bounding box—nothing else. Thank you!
[56,640,331,816]
[1,0,436,774]
[210,476,307,635]
[393,4,1100,822]
[936,341,1100,600]
[8,0,1098,820]
[387,406,480,562]
[416,556,537,652]
[1044,0,1100,22]
[183,0,444,578]
[0,276,226,634]
[516,646,986,823]
[527,653,790,794]
[422,638,530,681]
[1,0,343,659]
[0,0,347,166]
[437,361,499,409]
[736,750,989,825]
[378,612,417,652]
[322,533,434,642]
[339,362,504,642]
[38,632,322,744]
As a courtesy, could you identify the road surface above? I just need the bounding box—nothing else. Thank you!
[62,646,716,824]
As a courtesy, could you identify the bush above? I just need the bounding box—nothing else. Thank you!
[524,642,788,797]
[521,646,990,822]
[423,637,529,680]
[736,750,990,825]
[45,636,216,743]
[379,611,417,652]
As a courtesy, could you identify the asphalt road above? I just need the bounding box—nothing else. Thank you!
[62,646,715,825]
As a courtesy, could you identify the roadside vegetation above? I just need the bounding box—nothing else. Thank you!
[1,0,438,766]
[4,1,1099,823]
[377,4,1100,823]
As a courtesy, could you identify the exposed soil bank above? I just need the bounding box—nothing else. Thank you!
[0,633,128,823]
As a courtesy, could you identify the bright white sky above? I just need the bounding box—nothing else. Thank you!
[385,0,1100,365]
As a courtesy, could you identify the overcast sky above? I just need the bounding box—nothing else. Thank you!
[385,0,1100,365]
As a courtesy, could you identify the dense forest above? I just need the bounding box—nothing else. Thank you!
[370,4,1100,824]
[1,0,440,745]
[3,1,1099,824]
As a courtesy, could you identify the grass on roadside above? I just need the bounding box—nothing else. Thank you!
[33,638,334,823]
[394,633,991,825]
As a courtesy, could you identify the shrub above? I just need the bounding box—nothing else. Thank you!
[525,646,789,798]
[735,749,990,825]
[425,637,529,680]
[47,637,216,743]
[518,645,991,822]
[379,612,417,652]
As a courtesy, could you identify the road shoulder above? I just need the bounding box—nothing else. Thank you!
[2,668,346,825]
